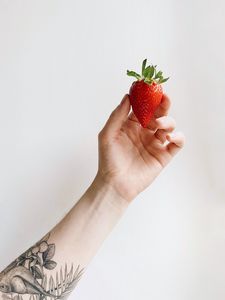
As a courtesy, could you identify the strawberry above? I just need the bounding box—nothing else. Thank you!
[127,59,169,128]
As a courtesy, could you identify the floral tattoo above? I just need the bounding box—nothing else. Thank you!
[0,233,84,300]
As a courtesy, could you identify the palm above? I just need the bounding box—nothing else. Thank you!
[123,118,169,171]
[104,118,171,199]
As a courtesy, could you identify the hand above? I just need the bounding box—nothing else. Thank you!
[96,94,185,202]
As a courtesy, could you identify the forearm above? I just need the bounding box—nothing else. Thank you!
[0,175,129,299]
[50,174,129,268]
[0,92,184,299]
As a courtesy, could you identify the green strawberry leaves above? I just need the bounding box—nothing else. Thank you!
[154,70,163,79]
[142,59,147,75]
[143,65,154,79]
[127,58,169,85]
[158,77,169,83]
[127,70,142,80]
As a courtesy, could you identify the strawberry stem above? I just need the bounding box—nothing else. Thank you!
[127,58,169,85]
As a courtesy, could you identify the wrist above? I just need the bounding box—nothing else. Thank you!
[85,173,131,212]
[94,169,137,203]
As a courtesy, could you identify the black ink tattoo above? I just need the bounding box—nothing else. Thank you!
[0,233,84,300]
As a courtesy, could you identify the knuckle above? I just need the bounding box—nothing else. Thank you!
[166,116,176,126]
[166,116,176,130]
[170,118,176,129]
[156,116,176,130]
[98,129,104,139]
[109,109,117,119]
[98,129,108,142]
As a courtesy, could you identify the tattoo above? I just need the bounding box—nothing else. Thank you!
[0,233,84,300]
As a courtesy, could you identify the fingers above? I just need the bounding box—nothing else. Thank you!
[156,116,176,131]
[146,94,171,129]
[155,93,171,117]
[128,111,139,123]
[101,94,131,136]
[166,132,185,156]
[127,94,171,130]
[154,116,176,142]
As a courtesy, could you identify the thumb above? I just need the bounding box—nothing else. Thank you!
[103,94,131,135]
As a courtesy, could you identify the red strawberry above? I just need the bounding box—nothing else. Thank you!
[127,59,169,128]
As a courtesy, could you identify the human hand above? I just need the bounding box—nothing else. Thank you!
[96,94,185,202]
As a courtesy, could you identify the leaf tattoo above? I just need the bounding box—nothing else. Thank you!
[0,233,84,300]
[43,244,55,261]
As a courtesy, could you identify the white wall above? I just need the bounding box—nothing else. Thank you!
[1,0,225,299]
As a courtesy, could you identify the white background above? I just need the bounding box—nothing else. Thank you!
[1,0,225,299]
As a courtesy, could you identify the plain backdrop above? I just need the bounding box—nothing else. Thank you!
[0,0,225,299]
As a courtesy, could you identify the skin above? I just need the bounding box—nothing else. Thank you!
[97,93,185,202]
[0,93,185,299]
[0,266,54,297]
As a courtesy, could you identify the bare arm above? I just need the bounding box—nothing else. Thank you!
[0,94,185,300]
